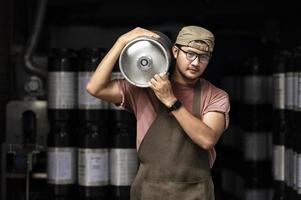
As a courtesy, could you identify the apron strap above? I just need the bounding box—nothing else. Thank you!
[192,80,201,117]
[146,89,164,114]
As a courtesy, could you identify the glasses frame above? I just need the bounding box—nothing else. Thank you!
[176,45,211,63]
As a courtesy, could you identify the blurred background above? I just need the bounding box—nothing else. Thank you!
[0,0,300,200]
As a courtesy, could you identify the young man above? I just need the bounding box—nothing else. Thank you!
[87,26,230,200]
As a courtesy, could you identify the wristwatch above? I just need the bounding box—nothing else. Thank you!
[167,99,182,113]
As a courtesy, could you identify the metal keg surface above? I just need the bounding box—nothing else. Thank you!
[119,33,171,88]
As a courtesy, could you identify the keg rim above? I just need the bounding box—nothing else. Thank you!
[119,36,170,88]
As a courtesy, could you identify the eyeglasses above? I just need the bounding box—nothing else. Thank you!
[177,46,211,63]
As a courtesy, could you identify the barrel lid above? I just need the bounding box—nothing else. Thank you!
[119,36,171,87]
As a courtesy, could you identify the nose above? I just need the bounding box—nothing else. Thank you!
[191,56,201,65]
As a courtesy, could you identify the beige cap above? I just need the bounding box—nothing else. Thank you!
[175,26,215,52]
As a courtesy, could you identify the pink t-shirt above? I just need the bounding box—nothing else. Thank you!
[117,78,230,168]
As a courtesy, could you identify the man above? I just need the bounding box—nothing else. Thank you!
[87,26,230,200]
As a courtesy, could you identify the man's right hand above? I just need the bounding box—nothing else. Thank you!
[117,27,160,47]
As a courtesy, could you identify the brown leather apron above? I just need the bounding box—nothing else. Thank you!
[130,81,214,200]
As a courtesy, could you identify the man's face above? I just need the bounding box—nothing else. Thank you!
[172,45,211,82]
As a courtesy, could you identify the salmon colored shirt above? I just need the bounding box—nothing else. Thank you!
[117,78,230,168]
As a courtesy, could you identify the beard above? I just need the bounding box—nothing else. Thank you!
[176,66,202,84]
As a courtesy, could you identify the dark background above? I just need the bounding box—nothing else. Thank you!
[1,0,300,200]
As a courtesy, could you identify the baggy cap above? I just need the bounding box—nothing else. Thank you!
[175,26,215,52]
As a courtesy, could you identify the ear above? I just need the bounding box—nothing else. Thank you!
[172,45,178,59]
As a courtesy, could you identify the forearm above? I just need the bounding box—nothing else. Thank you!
[86,39,126,96]
[171,106,216,150]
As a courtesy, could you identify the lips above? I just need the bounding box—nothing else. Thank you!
[187,67,199,73]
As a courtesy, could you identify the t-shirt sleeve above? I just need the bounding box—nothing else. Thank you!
[116,79,138,113]
[203,83,230,129]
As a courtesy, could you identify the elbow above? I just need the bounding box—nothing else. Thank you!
[86,82,98,97]
[201,141,214,150]
[200,137,216,150]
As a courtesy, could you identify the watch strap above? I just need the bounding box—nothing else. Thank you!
[167,99,182,113]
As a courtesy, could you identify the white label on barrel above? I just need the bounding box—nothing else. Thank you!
[293,73,299,110]
[285,148,293,187]
[78,148,109,186]
[48,72,77,109]
[111,72,124,80]
[297,154,301,194]
[110,148,138,186]
[298,72,301,111]
[273,73,285,109]
[78,72,109,109]
[292,151,298,190]
[243,76,266,104]
[245,189,267,200]
[267,75,273,104]
[221,169,235,194]
[273,145,285,181]
[47,147,77,184]
[285,72,294,110]
[244,132,267,161]
[267,131,273,160]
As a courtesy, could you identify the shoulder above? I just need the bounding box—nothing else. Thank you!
[116,79,149,113]
[200,78,230,129]
[117,78,143,93]
[200,78,229,99]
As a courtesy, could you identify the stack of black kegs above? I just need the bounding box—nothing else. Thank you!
[46,48,78,200]
[46,47,139,200]
[77,48,110,200]
[278,46,301,200]
[109,66,138,200]
[272,49,288,200]
[291,47,301,200]
[291,48,300,200]
[220,44,301,200]
[220,60,244,200]
[241,55,273,200]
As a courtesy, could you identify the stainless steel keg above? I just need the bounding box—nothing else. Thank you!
[119,31,172,87]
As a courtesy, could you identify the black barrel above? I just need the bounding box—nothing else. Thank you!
[284,49,296,199]
[77,47,108,123]
[272,50,288,200]
[242,56,273,200]
[47,48,78,123]
[291,47,301,199]
[294,47,301,199]
[108,65,138,200]
[78,121,109,199]
[47,120,77,199]
[110,120,137,200]
[220,60,244,200]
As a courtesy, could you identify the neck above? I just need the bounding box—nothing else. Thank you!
[171,69,199,86]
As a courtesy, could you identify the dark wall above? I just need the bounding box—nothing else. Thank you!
[0,0,12,143]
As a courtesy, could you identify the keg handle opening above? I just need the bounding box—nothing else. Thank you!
[137,56,152,71]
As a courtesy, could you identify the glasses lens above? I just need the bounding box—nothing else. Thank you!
[186,52,197,61]
[199,54,210,62]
